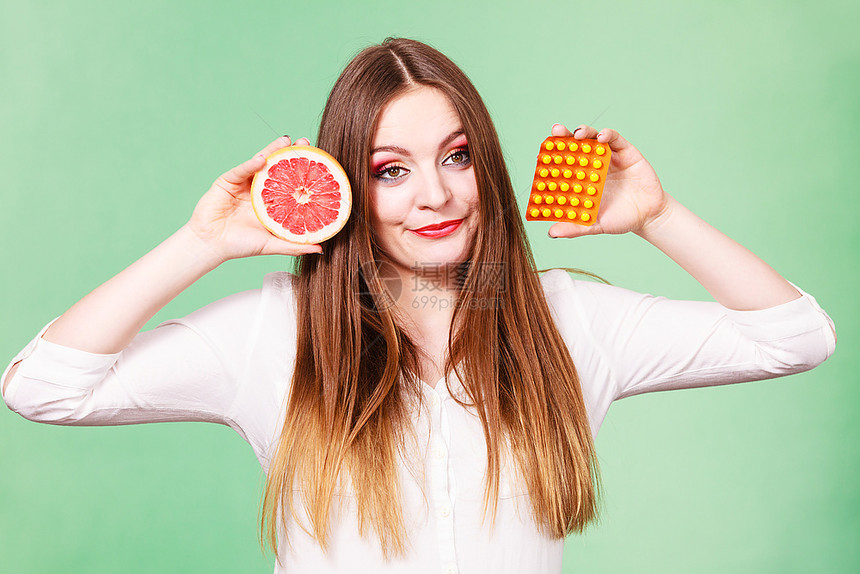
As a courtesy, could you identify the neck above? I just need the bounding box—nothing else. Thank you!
[378,262,462,339]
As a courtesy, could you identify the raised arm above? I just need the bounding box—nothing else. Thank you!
[2,135,320,396]
[546,124,806,313]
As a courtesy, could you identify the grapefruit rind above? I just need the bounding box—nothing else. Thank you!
[250,145,352,245]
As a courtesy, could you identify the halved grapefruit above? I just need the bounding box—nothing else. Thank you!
[250,145,352,244]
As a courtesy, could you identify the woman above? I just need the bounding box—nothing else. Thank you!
[1,38,836,573]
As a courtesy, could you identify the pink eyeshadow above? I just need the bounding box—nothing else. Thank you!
[371,156,395,172]
[451,135,468,148]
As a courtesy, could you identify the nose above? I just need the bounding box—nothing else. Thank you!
[416,168,452,210]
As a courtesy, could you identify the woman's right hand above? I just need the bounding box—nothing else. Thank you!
[186,136,325,262]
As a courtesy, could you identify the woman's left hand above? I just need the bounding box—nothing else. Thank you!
[546,123,669,239]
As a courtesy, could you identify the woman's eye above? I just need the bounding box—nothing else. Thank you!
[444,147,471,166]
[373,164,408,181]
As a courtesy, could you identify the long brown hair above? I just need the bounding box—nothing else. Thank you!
[260,37,602,562]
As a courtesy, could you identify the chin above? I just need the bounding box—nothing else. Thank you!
[421,242,472,264]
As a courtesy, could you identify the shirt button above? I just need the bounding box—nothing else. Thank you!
[444,566,457,574]
[431,394,440,406]
[439,505,451,517]
[433,447,445,459]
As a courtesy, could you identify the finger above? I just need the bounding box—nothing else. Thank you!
[219,154,268,187]
[264,238,324,256]
[570,124,599,140]
[547,221,603,239]
[256,135,293,159]
[219,136,294,187]
[551,123,573,137]
[294,137,311,146]
[595,128,634,153]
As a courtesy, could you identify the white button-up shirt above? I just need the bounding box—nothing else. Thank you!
[2,270,836,573]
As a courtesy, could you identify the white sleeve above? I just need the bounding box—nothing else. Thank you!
[1,288,262,438]
[542,269,836,404]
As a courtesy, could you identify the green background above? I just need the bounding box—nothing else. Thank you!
[1,0,857,572]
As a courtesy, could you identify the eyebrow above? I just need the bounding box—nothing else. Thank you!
[371,129,466,156]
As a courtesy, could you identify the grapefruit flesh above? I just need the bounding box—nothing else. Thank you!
[250,145,352,244]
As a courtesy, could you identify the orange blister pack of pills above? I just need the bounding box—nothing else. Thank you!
[525,136,611,226]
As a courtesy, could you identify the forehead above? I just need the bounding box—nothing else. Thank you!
[372,87,463,148]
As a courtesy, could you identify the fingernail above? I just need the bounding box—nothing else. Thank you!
[572,128,581,136]
[282,135,290,140]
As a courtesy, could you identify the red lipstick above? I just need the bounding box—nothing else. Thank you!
[410,219,463,238]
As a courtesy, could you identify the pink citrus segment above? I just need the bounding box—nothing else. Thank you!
[250,145,352,244]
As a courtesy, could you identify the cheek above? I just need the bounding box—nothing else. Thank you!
[457,168,480,204]
[369,199,412,249]
[460,176,481,234]
[370,192,412,227]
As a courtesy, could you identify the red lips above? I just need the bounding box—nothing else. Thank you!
[413,219,463,232]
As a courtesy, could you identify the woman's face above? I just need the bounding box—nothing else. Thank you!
[368,86,479,281]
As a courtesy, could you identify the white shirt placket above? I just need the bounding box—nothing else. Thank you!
[426,385,459,574]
